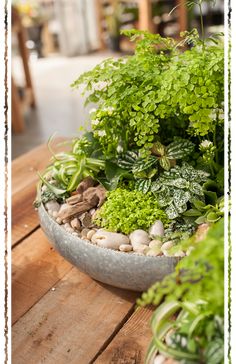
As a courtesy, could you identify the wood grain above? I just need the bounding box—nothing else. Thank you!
[94,306,153,364]
[12,229,73,324]
[12,137,68,194]
[12,137,69,246]
[12,267,139,364]
[12,183,38,247]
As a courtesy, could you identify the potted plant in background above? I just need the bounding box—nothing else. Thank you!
[105,0,122,52]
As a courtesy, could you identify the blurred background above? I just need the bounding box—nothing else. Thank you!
[12,0,224,159]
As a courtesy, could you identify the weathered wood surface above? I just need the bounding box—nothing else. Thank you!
[12,141,155,364]
[12,228,73,324]
[12,137,68,246]
[12,267,138,364]
[95,306,153,364]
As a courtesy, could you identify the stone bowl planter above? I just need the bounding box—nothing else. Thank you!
[38,204,180,292]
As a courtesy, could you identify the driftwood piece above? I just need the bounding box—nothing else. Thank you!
[57,201,93,220]
[66,194,83,205]
[83,186,107,207]
[76,177,96,194]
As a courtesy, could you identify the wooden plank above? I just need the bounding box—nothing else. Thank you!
[95,306,153,363]
[12,229,73,324]
[139,0,153,32]
[177,0,187,32]
[12,137,67,194]
[12,138,69,246]
[12,183,38,247]
[12,267,139,364]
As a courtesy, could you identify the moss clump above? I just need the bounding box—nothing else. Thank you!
[95,188,168,234]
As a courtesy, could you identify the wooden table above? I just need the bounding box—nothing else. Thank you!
[12,139,153,364]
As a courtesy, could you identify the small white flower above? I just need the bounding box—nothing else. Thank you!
[103,106,115,115]
[200,140,213,149]
[117,145,123,153]
[209,111,217,120]
[91,119,100,126]
[89,108,97,114]
[97,130,106,137]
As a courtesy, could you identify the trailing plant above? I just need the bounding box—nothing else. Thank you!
[137,219,224,363]
[94,188,169,234]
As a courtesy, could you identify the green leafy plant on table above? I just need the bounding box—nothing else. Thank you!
[138,219,224,364]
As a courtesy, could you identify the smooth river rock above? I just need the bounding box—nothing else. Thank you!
[129,230,150,246]
[149,220,165,238]
[91,229,130,250]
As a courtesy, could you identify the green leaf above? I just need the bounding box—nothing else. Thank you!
[166,203,180,219]
[159,156,171,170]
[166,138,195,159]
[206,211,221,222]
[192,199,206,210]
[135,179,152,193]
[189,182,204,196]
[151,141,165,156]
[183,209,202,217]
[204,191,218,205]
[173,190,191,206]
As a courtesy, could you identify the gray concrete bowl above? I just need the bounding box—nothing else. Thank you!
[38,204,180,292]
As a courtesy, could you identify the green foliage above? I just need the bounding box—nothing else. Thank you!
[183,196,224,224]
[71,30,224,158]
[150,163,209,219]
[138,219,224,364]
[94,188,169,234]
[152,137,195,171]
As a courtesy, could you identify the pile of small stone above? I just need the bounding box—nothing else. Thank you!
[45,197,185,257]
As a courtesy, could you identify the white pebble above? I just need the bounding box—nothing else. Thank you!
[87,229,96,240]
[45,200,60,213]
[154,355,166,364]
[149,240,162,249]
[146,247,162,256]
[129,230,150,246]
[92,230,130,250]
[132,243,149,254]
[174,250,185,257]
[161,241,174,251]
[56,217,62,224]
[70,217,81,231]
[81,228,90,238]
[119,244,133,252]
[149,220,164,238]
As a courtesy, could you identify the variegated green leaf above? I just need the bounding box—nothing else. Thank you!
[157,188,173,207]
[166,138,195,159]
[132,155,158,173]
[175,202,188,214]
[151,141,165,156]
[173,190,191,206]
[135,179,152,193]
[159,156,171,170]
[165,203,180,219]
[189,182,204,196]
